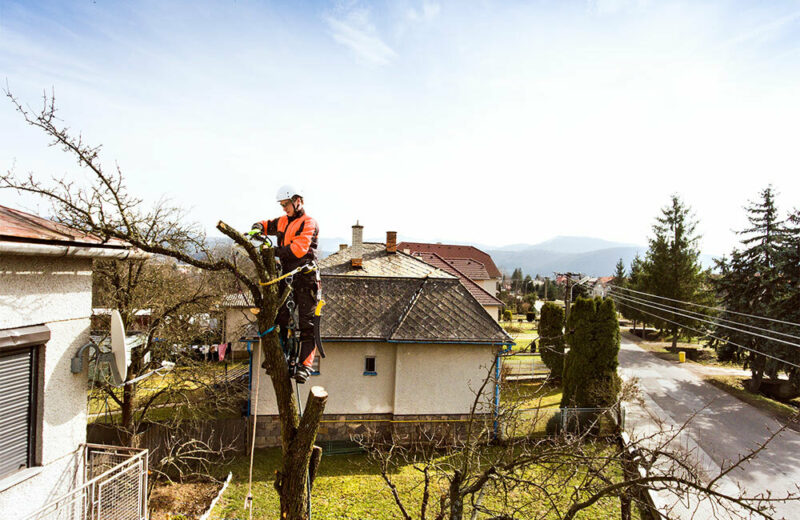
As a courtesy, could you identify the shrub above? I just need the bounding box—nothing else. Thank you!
[503,309,513,321]
[539,302,565,381]
[526,311,536,322]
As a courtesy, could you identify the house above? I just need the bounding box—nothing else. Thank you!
[0,205,149,520]
[395,241,502,298]
[409,251,504,321]
[248,224,513,446]
[591,276,614,298]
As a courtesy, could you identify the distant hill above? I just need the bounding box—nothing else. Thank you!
[486,236,716,277]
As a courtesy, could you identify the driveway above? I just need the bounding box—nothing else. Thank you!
[619,340,800,519]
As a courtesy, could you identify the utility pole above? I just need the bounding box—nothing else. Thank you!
[556,272,582,325]
[544,277,548,301]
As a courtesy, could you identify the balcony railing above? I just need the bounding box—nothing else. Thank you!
[24,443,148,520]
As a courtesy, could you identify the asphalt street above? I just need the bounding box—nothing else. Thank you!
[619,339,800,520]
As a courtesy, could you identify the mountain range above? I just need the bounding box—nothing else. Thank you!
[217,235,717,278]
[485,236,716,277]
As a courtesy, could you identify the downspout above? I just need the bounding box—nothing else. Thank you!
[493,343,514,441]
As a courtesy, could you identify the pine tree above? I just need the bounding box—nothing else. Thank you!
[619,254,646,332]
[511,268,523,292]
[641,195,709,348]
[714,186,785,390]
[612,258,626,287]
[774,210,800,387]
[539,302,565,381]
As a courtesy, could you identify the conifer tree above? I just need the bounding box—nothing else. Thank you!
[612,258,626,287]
[641,195,710,348]
[539,302,565,381]
[619,254,645,332]
[561,297,621,408]
[715,186,785,390]
[774,210,800,387]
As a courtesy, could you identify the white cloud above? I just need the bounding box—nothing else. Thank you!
[324,5,396,64]
[407,1,440,23]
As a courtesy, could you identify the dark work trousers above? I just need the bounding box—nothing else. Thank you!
[276,272,320,368]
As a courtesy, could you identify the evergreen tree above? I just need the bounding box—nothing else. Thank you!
[714,186,785,390]
[561,297,621,408]
[539,302,565,381]
[612,258,626,288]
[619,254,646,331]
[774,209,800,387]
[641,195,710,348]
[511,268,523,292]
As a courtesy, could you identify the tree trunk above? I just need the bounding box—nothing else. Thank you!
[449,470,464,520]
[671,324,679,349]
[750,352,766,392]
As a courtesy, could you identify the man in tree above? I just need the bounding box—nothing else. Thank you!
[251,184,321,383]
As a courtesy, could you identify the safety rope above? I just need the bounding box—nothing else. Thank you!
[259,263,318,286]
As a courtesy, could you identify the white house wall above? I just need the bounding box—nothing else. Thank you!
[0,255,93,518]
[393,343,495,415]
[478,279,498,297]
[252,341,495,417]
[253,342,397,415]
[223,308,255,352]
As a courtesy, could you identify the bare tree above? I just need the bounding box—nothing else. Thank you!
[359,366,799,520]
[2,90,325,520]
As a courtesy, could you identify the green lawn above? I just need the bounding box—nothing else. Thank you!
[210,444,634,520]
[707,375,800,422]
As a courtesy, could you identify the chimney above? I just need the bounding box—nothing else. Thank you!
[351,221,363,268]
[386,231,397,254]
[339,244,347,252]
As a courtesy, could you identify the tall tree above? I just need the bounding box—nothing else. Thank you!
[642,195,709,348]
[774,209,800,387]
[511,268,523,292]
[539,302,565,381]
[1,91,324,519]
[714,186,786,390]
[618,255,645,332]
[612,258,626,288]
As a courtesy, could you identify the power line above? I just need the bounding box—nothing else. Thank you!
[610,290,800,347]
[608,296,800,370]
[607,288,800,351]
[607,283,800,329]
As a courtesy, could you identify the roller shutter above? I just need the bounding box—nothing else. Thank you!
[0,348,35,478]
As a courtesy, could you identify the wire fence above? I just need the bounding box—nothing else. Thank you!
[499,404,625,439]
[24,444,148,520]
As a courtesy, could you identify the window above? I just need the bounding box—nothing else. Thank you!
[311,354,320,375]
[0,325,47,480]
[364,356,376,376]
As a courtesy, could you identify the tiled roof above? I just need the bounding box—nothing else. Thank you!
[396,242,502,279]
[445,258,490,280]
[319,243,454,279]
[238,275,511,345]
[412,252,502,307]
[0,205,129,249]
[321,275,511,344]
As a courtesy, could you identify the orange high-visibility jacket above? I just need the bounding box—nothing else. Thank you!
[259,211,318,271]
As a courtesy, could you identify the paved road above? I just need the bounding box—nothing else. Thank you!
[619,339,800,520]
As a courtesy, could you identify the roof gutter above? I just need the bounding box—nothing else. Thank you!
[0,240,150,260]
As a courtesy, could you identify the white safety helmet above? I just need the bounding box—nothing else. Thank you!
[275,184,302,203]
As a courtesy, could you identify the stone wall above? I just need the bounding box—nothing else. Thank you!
[254,413,492,448]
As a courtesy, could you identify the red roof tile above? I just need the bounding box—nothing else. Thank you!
[413,252,502,307]
[396,242,502,278]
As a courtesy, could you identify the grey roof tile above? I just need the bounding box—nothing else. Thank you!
[319,243,453,278]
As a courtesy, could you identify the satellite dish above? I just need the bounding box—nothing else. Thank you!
[108,309,130,384]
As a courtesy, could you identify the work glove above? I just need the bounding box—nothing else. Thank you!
[250,222,264,234]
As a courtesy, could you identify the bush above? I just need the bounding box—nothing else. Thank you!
[526,311,536,322]
[503,309,513,321]
[561,297,621,409]
[539,302,565,380]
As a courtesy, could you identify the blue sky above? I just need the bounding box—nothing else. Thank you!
[2,0,800,255]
